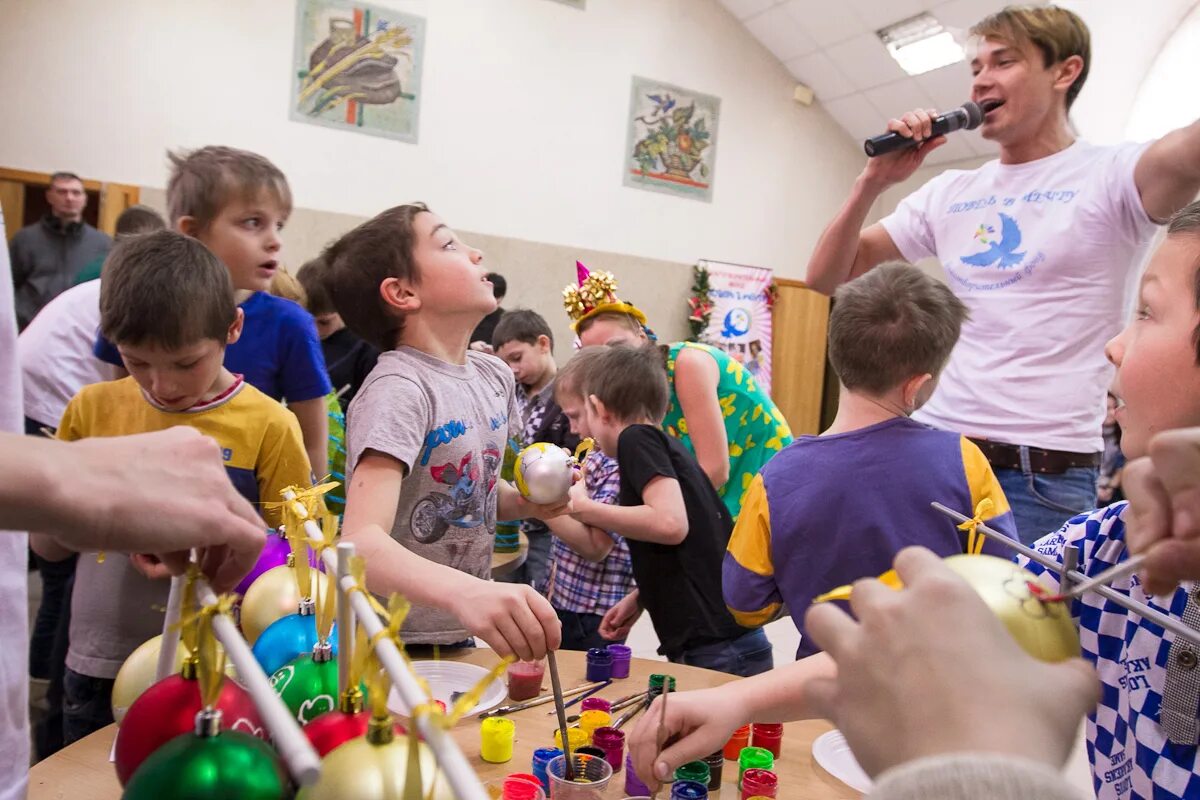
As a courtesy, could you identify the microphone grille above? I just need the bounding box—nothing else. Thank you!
[962,101,984,130]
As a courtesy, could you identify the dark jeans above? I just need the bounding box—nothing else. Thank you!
[672,628,774,678]
[556,609,622,652]
[62,668,115,746]
[996,464,1099,546]
[32,564,74,760]
[30,553,77,679]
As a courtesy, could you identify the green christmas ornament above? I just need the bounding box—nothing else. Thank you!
[271,642,365,726]
[121,709,290,800]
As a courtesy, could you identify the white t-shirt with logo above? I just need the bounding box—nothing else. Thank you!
[19,279,121,429]
[0,209,31,798]
[881,140,1157,453]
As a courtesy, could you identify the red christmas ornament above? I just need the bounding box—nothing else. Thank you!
[114,669,265,786]
[303,708,406,757]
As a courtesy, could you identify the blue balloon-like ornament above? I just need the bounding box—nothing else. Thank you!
[251,613,338,677]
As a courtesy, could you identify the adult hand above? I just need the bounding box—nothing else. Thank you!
[804,547,1097,777]
[22,428,267,593]
[861,108,947,188]
[628,686,746,789]
[1124,427,1200,595]
[448,580,562,661]
[599,589,641,640]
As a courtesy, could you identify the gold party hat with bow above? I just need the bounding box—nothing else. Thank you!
[562,261,648,332]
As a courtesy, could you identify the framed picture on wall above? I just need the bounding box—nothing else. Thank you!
[624,76,721,202]
[290,0,426,143]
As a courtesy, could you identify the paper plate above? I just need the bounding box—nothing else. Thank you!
[811,729,872,793]
[386,660,506,719]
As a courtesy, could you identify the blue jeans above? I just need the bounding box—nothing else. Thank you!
[556,609,621,652]
[62,668,114,746]
[996,463,1099,547]
[671,628,774,678]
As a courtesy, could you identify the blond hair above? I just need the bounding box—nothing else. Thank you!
[971,5,1091,109]
[268,266,307,306]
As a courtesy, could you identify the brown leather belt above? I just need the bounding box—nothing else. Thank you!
[968,438,1101,475]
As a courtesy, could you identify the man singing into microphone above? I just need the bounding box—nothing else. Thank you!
[806,5,1200,545]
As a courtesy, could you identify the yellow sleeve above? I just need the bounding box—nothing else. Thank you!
[724,473,782,627]
[959,437,1017,551]
[55,393,88,443]
[257,407,315,528]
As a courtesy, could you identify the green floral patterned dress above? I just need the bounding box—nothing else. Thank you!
[663,342,793,520]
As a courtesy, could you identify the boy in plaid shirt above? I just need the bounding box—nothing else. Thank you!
[1019,204,1200,799]
[543,348,635,650]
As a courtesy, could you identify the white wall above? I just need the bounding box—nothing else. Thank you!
[0,0,865,279]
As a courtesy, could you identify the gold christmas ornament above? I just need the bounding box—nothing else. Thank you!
[295,725,455,800]
[241,564,331,646]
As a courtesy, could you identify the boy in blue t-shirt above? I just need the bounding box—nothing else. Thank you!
[95,146,330,475]
[723,263,1016,658]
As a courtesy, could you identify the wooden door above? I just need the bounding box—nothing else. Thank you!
[770,278,830,436]
[0,167,138,241]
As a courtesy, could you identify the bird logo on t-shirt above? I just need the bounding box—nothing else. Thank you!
[961,213,1026,269]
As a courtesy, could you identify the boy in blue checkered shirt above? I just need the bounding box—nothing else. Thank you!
[1019,203,1200,799]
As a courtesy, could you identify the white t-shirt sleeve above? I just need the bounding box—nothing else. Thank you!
[879,176,943,263]
[1098,141,1157,238]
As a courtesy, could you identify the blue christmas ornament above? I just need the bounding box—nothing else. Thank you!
[251,611,338,677]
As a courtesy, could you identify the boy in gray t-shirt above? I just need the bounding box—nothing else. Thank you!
[347,347,519,643]
[327,204,568,660]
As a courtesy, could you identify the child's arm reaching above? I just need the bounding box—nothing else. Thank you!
[544,485,615,562]
[342,452,561,661]
[628,651,837,785]
[571,475,688,544]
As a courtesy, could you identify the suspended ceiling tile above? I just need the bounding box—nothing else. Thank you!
[743,3,820,63]
[825,31,909,91]
[785,50,857,100]
[779,0,871,48]
[719,0,781,22]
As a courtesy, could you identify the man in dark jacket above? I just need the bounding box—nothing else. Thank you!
[10,172,111,329]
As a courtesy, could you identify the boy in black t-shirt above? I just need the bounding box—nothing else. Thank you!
[568,344,773,677]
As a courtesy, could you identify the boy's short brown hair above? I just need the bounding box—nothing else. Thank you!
[100,230,237,350]
[555,346,609,403]
[581,343,670,424]
[324,203,429,350]
[1166,200,1200,363]
[829,263,967,396]
[113,205,166,238]
[575,310,644,338]
[493,309,554,352]
[296,256,334,316]
[971,5,1091,109]
[166,146,292,230]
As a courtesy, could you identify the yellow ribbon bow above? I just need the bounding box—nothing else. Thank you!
[958,498,994,556]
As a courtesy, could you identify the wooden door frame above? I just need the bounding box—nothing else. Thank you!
[0,167,139,241]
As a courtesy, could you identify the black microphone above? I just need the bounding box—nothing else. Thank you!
[864,101,985,157]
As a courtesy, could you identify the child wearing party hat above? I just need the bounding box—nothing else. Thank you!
[563,262,792,520]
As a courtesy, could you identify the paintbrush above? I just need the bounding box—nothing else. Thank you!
[650,683,670,800]
[547,650,575,781]
[612,697,648,730]
[1040,554,1148,602]
[479,679,606,718]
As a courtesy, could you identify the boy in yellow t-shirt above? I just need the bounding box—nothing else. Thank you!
[31,230,311,745]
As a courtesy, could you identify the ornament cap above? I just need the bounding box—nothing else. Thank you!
[285,552,296,568]
[193,707,222,738]
[312,640,333,663]
[298,596,316,616]
[340,687,364,714]
[366,713,395,745]
[180,656,199,681]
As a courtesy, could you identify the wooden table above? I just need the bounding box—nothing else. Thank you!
[490,531,528,578]
[28,649,860,799]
